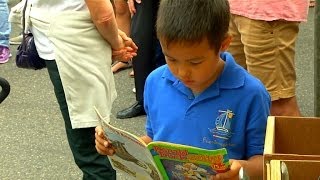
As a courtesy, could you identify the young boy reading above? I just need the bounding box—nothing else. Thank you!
[95,0,271,179]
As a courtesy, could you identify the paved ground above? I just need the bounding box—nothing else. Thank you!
[0,1,316,180]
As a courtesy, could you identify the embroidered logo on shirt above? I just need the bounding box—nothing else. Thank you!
[208,110,234,140]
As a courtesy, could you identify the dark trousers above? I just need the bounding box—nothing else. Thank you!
[131,0,165,103]
[45,61,116,180]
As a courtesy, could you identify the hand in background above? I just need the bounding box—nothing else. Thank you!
[95,126,115,156]
[112,30,138,62]
[127,0,141,15]
[211,159,242,180]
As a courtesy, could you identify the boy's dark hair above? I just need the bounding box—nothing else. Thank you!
[157,0,230,52]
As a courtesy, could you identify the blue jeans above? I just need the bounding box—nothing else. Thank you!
[0,0,10,47]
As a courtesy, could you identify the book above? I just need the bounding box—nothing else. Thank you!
[148,142,230,179]
[95,107,230,180]
[268,160,289,180]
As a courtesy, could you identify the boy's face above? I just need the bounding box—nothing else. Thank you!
[161,38,228,93]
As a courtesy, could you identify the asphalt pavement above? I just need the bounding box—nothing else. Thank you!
[0,2,316,180]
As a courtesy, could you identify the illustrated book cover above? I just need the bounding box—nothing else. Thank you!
[95,107,230,180]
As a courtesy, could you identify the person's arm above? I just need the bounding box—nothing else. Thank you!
[112,30,138,61]
[237,155,263,177]
[85,0,122,50]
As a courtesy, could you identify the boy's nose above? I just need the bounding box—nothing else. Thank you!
[177,67,190,79]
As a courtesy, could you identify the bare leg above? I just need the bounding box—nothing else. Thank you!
[112,0,132,73]
[112,61,131,73]
[114,0,131,35]
[271,96,302,116]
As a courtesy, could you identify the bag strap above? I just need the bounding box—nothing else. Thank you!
[22,0,28,45]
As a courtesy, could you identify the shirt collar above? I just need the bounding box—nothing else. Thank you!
[162,64,176,82]
[218,52,245,89]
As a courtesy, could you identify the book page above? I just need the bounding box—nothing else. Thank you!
[95,108,162,180]
[148,141,230,180]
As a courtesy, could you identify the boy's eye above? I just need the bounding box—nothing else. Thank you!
[166,58,176,63]
[190,61,202,65]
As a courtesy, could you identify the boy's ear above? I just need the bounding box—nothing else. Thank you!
[219,35,232,52]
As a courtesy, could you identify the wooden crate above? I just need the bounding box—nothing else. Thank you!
[263,116,320,180]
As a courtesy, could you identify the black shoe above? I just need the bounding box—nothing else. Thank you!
[116,101,146,119]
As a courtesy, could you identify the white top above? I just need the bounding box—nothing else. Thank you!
[29,1,117,128]
[29,0,87,60]
[30,0,87,11]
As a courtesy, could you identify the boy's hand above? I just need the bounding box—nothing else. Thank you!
[211,159,242,180]
[95,126,115,156]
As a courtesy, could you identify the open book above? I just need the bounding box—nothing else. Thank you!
[95,108,230,180]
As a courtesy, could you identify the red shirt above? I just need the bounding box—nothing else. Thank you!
[228,0,309,22]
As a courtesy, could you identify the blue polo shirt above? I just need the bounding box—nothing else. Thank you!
[144,52,271,160]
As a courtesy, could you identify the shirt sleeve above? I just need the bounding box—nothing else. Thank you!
[144,76,154,139]
[245,88,271,159]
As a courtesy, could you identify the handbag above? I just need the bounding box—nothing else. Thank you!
[0,77,10,104]
[15,0,46,70]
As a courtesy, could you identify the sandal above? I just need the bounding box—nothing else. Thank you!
[129,70,134,77]
[112,61,132,73]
